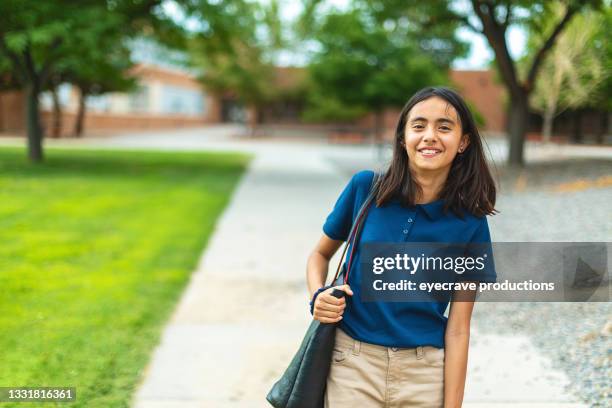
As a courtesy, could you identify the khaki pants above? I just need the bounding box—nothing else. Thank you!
[324,327,445,408]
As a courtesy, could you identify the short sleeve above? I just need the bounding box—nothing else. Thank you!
[322,175,357,241]
[458,216,497,283]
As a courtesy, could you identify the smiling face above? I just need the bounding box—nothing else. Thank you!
[403,96,469,174]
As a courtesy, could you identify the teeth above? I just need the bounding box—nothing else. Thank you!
[421,149,440,154]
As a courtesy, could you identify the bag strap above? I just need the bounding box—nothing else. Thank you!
[330,171,382,285]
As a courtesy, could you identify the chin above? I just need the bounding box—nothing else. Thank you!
[413,160,449,172]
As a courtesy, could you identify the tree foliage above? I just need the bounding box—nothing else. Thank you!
[339,0,604,165]
[523,6,608,142]
[301,3,460,126]
[0,0,176,161]
[183,0,282,110]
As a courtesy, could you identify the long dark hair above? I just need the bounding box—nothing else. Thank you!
[375,86,498,218]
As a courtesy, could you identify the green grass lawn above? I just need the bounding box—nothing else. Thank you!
[0,147,251,407]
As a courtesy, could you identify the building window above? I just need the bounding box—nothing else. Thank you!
[129,84,150,113]
[161,85,206,116]
[86,94,111,112]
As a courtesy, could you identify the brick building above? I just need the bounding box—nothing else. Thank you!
[1,58,511,138]
[256,67,609,144]
[0,63,221,137]
[253,67,509,142]
[2,62,609,144]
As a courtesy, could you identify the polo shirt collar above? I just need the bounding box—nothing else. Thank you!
[417,199,445,221]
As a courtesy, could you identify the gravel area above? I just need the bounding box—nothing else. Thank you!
[478,158,612,408]
[472,302,611,407]
[492,157,612,194]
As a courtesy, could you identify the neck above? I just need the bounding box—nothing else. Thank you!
[411,167,449,204]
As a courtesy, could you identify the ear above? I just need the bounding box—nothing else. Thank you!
[458,134,470,152]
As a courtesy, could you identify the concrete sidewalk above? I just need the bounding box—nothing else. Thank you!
[130,142,366,407]
[125,133,589,407]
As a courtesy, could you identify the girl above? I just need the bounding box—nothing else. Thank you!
[306,87,498,408]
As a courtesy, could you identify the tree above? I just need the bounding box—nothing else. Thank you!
[584,5,612,143]
[182,0,282,131]
[0,1,78,161]
[300,3,462,144]
[59,29,138,137]
[41,10,138,138]
[355,0,603,166]
[0,0,173,162]
[524,7,607,143]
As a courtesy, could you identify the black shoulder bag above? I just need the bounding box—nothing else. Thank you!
[266,172,382,408]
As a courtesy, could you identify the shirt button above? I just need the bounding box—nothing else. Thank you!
[407,218,413,223]
[403,229,408,234]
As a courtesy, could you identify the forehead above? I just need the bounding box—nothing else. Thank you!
[407,96,459,122]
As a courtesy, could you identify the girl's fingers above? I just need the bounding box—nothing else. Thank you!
[317,302,345,312]
[313,286,349,323]
[315,309,343,319]
[316,315,343,324]
[339,284,354,296]
[320,293,346,305]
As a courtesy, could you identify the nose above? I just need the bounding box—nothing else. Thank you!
[422,125,439,144]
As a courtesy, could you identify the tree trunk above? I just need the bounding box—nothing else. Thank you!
[507,91,529,166]
[595,112,608,145]
[542,105,555,144]
[247,105,259,137]
[571,109,582,144]
[74,86,86,137]
[25,81,44,162]
[51,87,62,138]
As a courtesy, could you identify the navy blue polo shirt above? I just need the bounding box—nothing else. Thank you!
[322,170,497,348]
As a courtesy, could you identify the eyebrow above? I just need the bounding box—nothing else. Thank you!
[409,117,456,125]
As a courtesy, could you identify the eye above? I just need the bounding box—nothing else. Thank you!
[439,126,451,131]
[413,124,424,130]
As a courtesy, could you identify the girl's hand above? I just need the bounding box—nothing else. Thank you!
[313,284,353,323]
